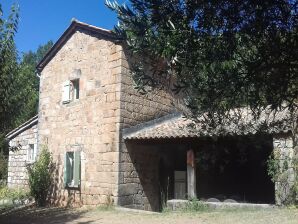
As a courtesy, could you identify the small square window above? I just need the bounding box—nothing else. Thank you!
[64,151,81,188]
[62,79,80,104]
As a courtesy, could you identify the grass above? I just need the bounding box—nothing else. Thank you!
[159,200,298,224]
[0,204,297,224]
[159,207,297,224]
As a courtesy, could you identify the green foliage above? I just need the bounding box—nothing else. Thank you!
[0,3,52,132]
[107,0,298,123]
[183,198,208,212]
[0,186,29,201]
[27,146,53,206]
[0,3,52,187]
[20,40,53,91]
[15,40,53,124]
[0,151,7,182]
[0,3,20,134]
[267,151,281,182]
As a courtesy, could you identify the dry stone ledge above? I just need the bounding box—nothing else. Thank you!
[167,199,275,210]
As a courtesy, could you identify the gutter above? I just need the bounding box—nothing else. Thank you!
[36,70,41,152]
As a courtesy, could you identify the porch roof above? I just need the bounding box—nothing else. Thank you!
[5,115,38,140]
[122,108,294,140]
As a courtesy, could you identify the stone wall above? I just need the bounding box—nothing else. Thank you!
[38,28,123,206]
[7,123,37,189]
[273,133,296,205]
[117,47,180,210]
[117,143,162,211]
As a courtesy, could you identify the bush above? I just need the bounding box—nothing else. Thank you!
[27,146,53,206]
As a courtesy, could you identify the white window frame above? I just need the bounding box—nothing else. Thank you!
[27,144,37,163]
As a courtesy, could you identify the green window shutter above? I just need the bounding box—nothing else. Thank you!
[64,153,69,188]
[73,151,81,187]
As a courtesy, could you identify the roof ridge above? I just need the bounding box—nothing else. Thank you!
[73,19,112,33]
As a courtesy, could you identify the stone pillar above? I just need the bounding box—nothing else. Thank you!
[273,134,295,205]
[187,149,196,199]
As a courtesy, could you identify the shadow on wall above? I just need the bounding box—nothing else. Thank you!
[119,141,162,211]
[48,154,82,207]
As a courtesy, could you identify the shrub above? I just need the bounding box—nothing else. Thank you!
[27,145,53,206]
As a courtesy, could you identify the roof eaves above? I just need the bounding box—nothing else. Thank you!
[5,115,38,140]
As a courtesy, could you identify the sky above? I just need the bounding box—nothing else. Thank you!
[2,0,127,54]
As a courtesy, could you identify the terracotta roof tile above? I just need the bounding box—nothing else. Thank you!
[123,108,294,140]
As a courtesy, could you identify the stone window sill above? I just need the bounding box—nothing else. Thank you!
[63,99,80,107]
[65,184,80,189]
[26,160,36,165]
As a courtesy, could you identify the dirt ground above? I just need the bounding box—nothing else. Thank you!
[0,206,297,224]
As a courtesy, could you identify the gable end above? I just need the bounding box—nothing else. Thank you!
[36,19,119,72]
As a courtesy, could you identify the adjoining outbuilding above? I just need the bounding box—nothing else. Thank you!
[122,110,296,209]
[6,115,38,189]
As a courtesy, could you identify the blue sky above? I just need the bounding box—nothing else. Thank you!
[2,0,127,54]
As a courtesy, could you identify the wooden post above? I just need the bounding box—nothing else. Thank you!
[187,149,196,199]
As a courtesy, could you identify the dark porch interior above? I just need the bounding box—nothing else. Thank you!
[158,134,275,204]
[125,134,275,211]
[195,135,275,204]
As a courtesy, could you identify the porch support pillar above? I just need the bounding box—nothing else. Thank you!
[187,149,196,199]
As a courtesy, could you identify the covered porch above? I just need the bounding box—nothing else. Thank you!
[122,111,294,211]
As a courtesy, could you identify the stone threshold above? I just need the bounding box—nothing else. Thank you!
[115,206,159,214]
[167,199,276,210]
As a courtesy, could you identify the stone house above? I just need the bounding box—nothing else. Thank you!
[6,19,296,211]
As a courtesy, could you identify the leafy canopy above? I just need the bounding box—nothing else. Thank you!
[0,3,20,133]
[0,3,21,157]
[106,0,298,121]
[17,40,53,124]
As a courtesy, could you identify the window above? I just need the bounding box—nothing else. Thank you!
[71,79,80,100]
[27,144,36,162]
[62,79,80,103]
[64,151,81,188]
